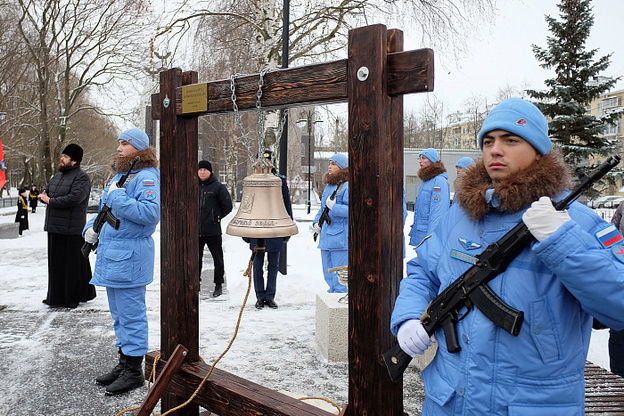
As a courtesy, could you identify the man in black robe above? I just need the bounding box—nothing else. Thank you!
[39,144,95,308]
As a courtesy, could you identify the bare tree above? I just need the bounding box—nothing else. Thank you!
[16,0,153,181]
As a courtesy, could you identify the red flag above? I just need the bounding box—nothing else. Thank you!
[0,140,5,190]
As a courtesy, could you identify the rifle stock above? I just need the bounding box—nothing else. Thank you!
[383,155,621,382]
[81,156,140,258]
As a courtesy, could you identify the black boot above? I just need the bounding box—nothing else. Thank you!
[105,355,145,395]
[96,348,126,386]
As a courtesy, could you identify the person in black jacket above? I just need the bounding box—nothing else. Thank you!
[198,160,233,297]
[28,184,39,213]
[39,143,95,308]
[15,187,29,235]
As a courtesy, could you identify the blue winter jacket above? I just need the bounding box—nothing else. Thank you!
[85,166,160,288]
[408,172,450,247]
[313,182,348,251]
[392,199,624,415]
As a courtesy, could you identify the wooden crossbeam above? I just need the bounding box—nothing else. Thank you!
[137,344,189,416]
[150,48,433,120]
[145,351,336,416]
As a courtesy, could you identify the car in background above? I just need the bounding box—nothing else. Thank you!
[590,195,624,209]
[87,188,103,213]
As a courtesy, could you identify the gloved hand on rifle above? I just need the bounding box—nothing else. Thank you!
[108,181,125,194]
[326,196,336,210]
[397,319,436,357]
[84,227,99,244]
[310,223,321,235]
[522,196,571,242]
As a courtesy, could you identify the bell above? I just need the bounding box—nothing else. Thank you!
[226,158,299,238]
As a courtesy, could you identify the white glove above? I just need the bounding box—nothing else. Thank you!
[108,181,125,194]
[326,197,336,210]
[310,223,322,235]
[522,196,571,242]
[397,319,435,357]
[84,227,99,244]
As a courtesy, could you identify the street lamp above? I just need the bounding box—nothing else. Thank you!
[296,112,322,214]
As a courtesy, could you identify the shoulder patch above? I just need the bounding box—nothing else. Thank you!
[143,179,155,187]
[612,244,624,264]
[144,189,157,200]
[596,224,623,248]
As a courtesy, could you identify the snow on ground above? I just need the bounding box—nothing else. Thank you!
[0,196,613,415]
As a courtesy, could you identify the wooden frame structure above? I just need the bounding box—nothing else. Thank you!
[147,24,433,415]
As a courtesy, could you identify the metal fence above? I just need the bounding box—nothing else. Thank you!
[0,197,18,209]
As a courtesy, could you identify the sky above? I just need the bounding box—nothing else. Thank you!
[403,0,624,114]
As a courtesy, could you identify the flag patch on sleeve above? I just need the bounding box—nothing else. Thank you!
[143,179,155,187]
[433,187,441,192]
[595,224,623,248]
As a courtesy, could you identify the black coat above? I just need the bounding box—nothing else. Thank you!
[199,175,233,236]
[44,165,91,235]
[15,195,28,233]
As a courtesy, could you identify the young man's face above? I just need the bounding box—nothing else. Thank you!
[198,168,211,181]
[117,140,138,158]
[328,160,340,175]
[419,155,432,169]
[482,129,541,184]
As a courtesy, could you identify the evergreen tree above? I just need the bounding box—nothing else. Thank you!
[527,0,622,169]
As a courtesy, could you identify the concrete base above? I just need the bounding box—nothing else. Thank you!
[315,292,348,362]
[0,223,19,239]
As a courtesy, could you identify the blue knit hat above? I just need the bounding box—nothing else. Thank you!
[455,157,474,169]
[330,153,348,169]
[478,98,551,155]
[419,148,439,164]
[118,128,149,151]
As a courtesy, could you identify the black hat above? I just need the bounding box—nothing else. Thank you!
[18,187,26,194]
[198,160,212,172]
[62,143,83,163]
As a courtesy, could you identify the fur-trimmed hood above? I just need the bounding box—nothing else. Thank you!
[455,149,572,221]
[325,168,349,185]
[111,147,159,173]
[418,161,447,182]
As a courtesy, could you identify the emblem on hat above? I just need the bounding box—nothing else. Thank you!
[515,118,528,126]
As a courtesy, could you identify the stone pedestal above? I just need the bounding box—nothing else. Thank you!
[315,292,348,362]
[0,223,19,239]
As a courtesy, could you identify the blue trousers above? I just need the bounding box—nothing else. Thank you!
[321,249,348,293]
[107,286,148,357]
[253,251,280,301]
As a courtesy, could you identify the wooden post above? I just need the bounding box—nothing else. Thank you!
[346,25,405,415]
[159,68,200,415]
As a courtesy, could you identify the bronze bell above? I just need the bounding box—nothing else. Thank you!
[226,158,299,238]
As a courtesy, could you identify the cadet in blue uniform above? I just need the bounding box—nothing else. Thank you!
[84,128,160,396]
[312,154,349,293]
[392,98,624,415]
[408,148,450,248]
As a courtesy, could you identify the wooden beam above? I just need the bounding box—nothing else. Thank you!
[150,48,433,119]
[145,352,338,416]
[159,68,201,415]
[345,24,405,416]
[136,344,189,416]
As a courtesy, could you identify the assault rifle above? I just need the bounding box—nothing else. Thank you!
[81,156,140,259]
[383,155,621,382]
[314,181,343,242]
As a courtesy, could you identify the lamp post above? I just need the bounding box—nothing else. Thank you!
[296,111,322,214]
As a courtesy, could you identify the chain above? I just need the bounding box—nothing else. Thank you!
[230,67,289,168]
[230,74,255,165]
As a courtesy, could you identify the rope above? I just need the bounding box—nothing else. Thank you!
[117,243,342,415]
[158,247,258,416]
[297,396,342,414]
